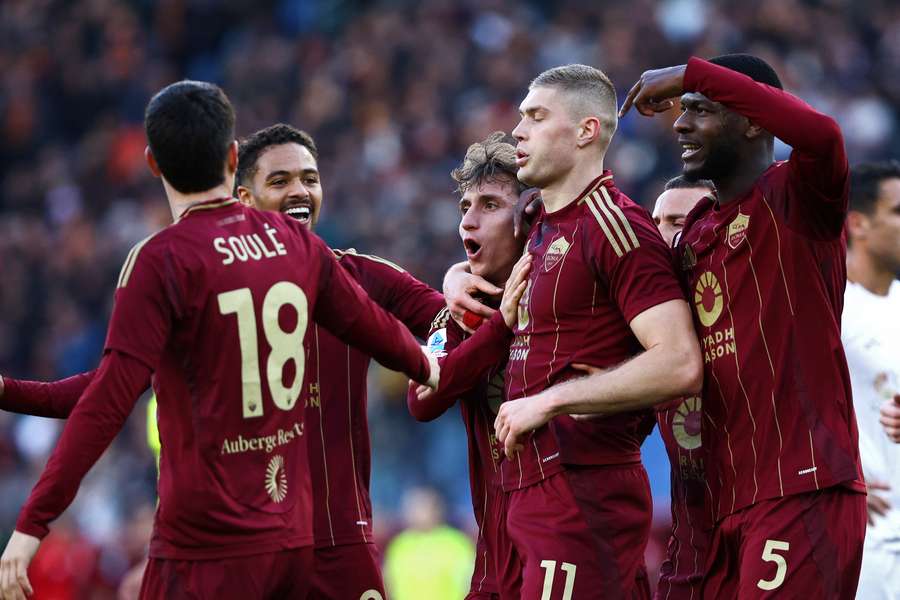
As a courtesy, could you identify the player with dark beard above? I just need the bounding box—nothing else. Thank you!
[621,54,866,598]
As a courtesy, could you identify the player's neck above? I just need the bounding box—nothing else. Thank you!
[714,152,772,205]
[847,247,895,296]
[541,159,604,213]
[163,179,235,222]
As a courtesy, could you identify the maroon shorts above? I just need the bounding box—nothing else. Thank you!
[309,542,385,600]
[472,486,520,599]
[506,464,652,599]
[139,547,313,600]
[465,593,500,600]
[701,487,866,599]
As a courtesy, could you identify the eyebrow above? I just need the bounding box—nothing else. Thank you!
[519,105,547,117]
[264,168,318,180]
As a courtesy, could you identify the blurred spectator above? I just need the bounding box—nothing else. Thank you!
[383,487,474,600]
[2,0,899,594]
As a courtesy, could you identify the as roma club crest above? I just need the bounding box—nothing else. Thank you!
[544,236,571,271]
[727,213,750,249]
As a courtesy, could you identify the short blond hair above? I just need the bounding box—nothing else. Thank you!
[531,64,618,149]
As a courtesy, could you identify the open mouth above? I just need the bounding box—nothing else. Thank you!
[284,205,312,224]
[680,142,703,161]
[464,239,482,259]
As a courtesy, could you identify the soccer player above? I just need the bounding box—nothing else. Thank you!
[0,81,438,600]
[235,124,446,599]
[620,54,867,597]
[652,175,714,246]
[408,132,531,600]
[489,65,703,599]
[649,176,714,599]
[842,161,900,598]
[0,122,447,600]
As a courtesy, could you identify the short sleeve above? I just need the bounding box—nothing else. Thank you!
[104,238,175,370]
[587,199,685,323]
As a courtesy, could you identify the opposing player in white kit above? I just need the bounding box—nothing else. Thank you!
[842,160,900,599]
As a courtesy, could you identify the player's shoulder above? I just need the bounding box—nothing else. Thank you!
[116,230,168,289]
[577,180,660,257]
[333,248,407,273]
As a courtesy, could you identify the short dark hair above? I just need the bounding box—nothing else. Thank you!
[144,80,235,194]
[451,131,527,195]
[708,54,783,90]
[236,123,319,189]
[850,160,900,215]
[665,175,715,192]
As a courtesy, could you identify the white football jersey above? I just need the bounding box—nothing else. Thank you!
[842,279,900,550]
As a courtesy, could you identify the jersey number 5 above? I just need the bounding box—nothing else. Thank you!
[756,539,790,591]
[218,282,309,418]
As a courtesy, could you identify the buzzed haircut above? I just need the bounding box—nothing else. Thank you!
[451,131,527,196]
[665,175,715,192]
[144,80,235,194]
[530,64,618,148]
[236,123,319,189]
[850,160,900,215]
[708,54,783,90]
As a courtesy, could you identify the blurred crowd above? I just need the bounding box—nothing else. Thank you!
[1,0,898,595]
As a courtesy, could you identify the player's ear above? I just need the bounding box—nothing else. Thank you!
[145,147,162,178]
[236,186,254,206]
[744,120,765,140]
[226,140,239,174]
[576,116,601,148]
[846,210,869,243]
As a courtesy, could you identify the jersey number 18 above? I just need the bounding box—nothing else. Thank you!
[218,282,309,418]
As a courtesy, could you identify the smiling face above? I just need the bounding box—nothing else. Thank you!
[238,142,322,229]
[511,87,579,189]
[674,92,745,182]
[459,177,523,287]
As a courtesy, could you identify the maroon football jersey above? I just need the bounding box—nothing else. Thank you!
[655,398,712,598]
[16,199,430,559]
[677,58,864,521]
[413,307,509,594]
[503,173,684,490]
[306,250,444,548]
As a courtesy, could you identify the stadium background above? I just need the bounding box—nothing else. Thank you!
[0,0,898,596]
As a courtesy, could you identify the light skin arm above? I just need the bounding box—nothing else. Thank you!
[881,395,900,443]
[494,298,702,458]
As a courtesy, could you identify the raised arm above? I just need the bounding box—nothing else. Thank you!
[0,370,96,419]
[407,311,513,422]
[408,254,530,421]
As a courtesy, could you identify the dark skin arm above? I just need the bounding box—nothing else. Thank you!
[619,65,685,118]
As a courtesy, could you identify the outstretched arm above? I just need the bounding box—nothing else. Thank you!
[0,370,96,419]
[0,351,151,599]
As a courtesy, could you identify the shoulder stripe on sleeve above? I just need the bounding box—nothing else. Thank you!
[117,235,154,288]
[584,195,625,257]
[336,248,406,273]
[429,307,451,333]
[598,187,640,249]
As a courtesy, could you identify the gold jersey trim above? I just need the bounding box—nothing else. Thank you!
[116,234,156,289]
[334,248,406,273]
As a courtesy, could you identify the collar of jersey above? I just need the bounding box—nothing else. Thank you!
[177,197,239,221]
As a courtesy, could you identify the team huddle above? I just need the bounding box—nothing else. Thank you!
[0,51,893,600]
